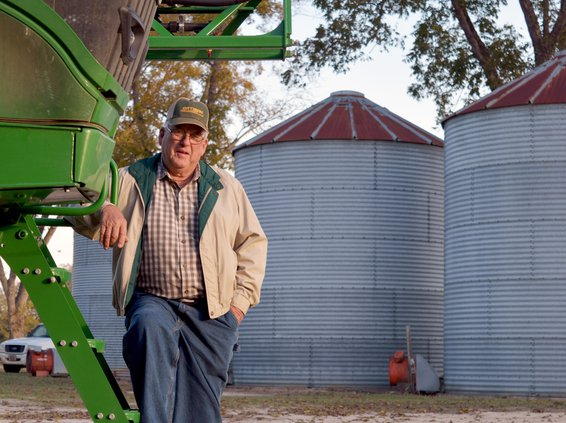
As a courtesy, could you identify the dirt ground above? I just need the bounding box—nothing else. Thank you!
[2,400,566,423]
[2,378,566,423]
[224,410,566,422]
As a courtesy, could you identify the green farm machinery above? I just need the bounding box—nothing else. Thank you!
[0,1,291,421]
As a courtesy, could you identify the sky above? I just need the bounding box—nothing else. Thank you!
[251,3,442,135]
[47,2,526,267]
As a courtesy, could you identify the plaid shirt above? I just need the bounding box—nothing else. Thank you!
[136,160,205,301]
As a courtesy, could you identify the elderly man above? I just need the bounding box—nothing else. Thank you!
[71,98,267,423]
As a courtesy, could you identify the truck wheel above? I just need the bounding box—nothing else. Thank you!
[3,364,22,373]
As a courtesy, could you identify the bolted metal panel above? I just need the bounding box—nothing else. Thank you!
[72,233,126,370]
[233,140,444,387]
[445,338,566,395]
[444,104,566,395]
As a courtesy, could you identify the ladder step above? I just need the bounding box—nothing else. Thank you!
[51,267,71,284]
[87,338,106,353]
[124,409,141,423]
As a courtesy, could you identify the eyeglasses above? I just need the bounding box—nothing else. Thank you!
[165,126,207,144]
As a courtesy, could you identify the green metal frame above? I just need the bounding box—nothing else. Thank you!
[0,215,139,423]
[148,0,292,60]
[0,1,137,421]
[0,1,128,208]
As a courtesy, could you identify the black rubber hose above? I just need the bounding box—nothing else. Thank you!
[163,21,209,32]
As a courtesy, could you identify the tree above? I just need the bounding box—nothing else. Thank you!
[114,60,293,169]
[0,224,56,339]
[283,0,566,118]
[114,1,295,169]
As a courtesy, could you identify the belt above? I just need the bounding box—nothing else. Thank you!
[181,297,207,307]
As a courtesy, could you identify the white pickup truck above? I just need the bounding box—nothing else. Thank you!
[0,324,55,373]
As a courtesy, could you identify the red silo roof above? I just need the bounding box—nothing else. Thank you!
[443,50,566,124]
[234,91,443,151]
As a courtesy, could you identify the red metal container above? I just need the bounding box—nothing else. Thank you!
[26,348,53,377]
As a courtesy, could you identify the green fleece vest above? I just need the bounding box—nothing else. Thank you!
[123,154,223,307]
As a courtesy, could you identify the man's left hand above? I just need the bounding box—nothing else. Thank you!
[230,305,244,325]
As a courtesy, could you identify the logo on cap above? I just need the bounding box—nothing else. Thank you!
[181,106,204,117]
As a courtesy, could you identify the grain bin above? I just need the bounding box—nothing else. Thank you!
[72,234,127,372]
[232,91,444,387]
[443,51,566,395]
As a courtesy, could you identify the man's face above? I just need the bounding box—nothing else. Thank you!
[159,123,208,176]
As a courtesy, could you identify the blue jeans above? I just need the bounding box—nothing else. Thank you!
[123,291,239,423]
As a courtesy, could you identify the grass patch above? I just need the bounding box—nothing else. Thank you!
[221,387,566,417]
[2,372,566,419]
[0,371,135,407]
[0,372,83,408]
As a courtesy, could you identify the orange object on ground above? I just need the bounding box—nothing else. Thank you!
[389,350,409,385]
[26,348,53,377]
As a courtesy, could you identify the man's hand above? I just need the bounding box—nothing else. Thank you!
[99,204,128,250]
[230,305,244,325]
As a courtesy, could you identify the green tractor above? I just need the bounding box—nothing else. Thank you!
[0,1,291,421]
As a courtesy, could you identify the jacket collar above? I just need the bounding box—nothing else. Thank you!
[128,154,161,207]
[198,160,223,191]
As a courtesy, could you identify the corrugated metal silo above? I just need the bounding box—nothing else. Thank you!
[443,51,566,395]
[232,91,444,387]
[72,233,126,371]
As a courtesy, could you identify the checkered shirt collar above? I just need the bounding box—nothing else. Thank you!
[158,157,201,183]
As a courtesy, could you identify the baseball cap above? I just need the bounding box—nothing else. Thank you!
[166,98,209,132]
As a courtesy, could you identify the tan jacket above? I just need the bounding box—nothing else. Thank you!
[70,155,267,318]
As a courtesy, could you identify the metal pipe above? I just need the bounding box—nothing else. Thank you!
[34,218,72,227]
[21,159,119,217]
[406,325,415,394]
[109,159,118,206]
[21,178,108,216]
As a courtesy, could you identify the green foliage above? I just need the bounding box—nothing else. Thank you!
[283,0,411,83]
[406,2,530,117]
[284,0,566,119]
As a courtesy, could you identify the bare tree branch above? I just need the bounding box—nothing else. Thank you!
[543,0,550,36]
[550,0,566,51]
[230,101,292,147]
[451,0,502,89]
[519,0,549,64]
[0,261,8,294]
[14,284,28,317]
